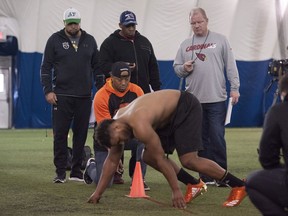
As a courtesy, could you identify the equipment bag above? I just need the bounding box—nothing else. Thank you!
[66,146,93,170]
[81,145,93,170]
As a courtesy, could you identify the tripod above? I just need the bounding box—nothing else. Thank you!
[272,86,280,106]
[263,77,280,119]
[265,63,285,107]
[264,78,280,107]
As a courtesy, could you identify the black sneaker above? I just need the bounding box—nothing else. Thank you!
[144,181,150,191]
[69,170,84,182]
[53,175,66,183]
[83,158,95,184]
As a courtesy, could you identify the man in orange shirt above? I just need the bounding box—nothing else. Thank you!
[84,61,149,190]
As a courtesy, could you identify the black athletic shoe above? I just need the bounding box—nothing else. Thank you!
[53,175,66,183]
[69,170,84,182]
[83,158,95,184]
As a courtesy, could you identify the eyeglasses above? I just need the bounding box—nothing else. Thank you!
[190,20,205,26]
[124,23,136,28]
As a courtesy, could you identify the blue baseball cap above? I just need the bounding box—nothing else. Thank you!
[119,11,137,26]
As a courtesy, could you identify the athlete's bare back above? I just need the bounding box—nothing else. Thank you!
[113,89,181,129]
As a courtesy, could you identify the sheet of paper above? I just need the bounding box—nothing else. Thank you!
[225,97,233,125]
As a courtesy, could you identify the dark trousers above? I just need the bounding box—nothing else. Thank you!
[53,96,91,176]
[246,168,288,216]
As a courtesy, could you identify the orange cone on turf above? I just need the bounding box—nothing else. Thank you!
[126,161,149,198]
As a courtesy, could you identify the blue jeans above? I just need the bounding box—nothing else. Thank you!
[87,151,113,187]
[198,101,227,170]
[87,139,147,185]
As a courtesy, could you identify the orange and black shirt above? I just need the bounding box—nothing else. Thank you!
[93,78,144,151]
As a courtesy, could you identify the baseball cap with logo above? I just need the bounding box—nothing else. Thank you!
[111,62,131,78]
[119,11,137,26]
[63,8,81,24]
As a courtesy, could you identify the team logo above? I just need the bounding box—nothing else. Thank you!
[67,12,76,18]
[125,13,135,21]
[196,53,207,61]
[62,42,69,49]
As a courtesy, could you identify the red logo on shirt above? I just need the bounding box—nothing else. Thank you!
[196,53,206,61]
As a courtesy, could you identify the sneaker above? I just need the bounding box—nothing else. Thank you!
[200,175,216,186]
[205,180,216,185]
[222,186,247,207]
[215,180,228,187]
[143,181,150,191]
[53,175,66,183]
[83,158,95,184]
[113,172,124,184]
[184,179,207,203]
[69,170,84,182]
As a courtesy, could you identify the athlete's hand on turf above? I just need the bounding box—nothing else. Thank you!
[172,190,187,209]
[87,192,101,204]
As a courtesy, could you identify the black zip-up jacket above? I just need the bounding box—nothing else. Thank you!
[259,99,288,183]
[98,29,161,93]
[41,29,99,97]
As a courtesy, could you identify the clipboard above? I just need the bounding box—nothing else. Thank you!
[225,97,233,125]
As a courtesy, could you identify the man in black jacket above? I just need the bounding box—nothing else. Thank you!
[95,10,162,183]
[40,7,99,183]
[246,73,288,215]
[97,10,161,94]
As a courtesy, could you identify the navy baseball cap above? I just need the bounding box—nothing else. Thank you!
[119,11,137,26]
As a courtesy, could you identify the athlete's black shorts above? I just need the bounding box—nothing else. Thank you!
[156,91,203,156]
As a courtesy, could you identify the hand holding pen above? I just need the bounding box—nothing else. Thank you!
[183,60,195,73]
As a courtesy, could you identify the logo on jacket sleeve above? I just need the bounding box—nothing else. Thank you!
[62,42,69,49]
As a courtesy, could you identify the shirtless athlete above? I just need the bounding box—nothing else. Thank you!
[88,89,246,209]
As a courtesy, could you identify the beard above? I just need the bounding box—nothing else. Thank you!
[67,29,80,37]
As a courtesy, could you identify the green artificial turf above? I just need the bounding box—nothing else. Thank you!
[0,128,262,216]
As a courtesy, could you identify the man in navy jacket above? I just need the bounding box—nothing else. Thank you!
[97,10,161,94]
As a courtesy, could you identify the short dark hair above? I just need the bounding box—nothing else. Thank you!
[94,119,115,148]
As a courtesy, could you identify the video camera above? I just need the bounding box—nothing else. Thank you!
[268,59,288,78]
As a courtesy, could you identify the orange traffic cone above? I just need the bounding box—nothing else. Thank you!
[126,161,149,198]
